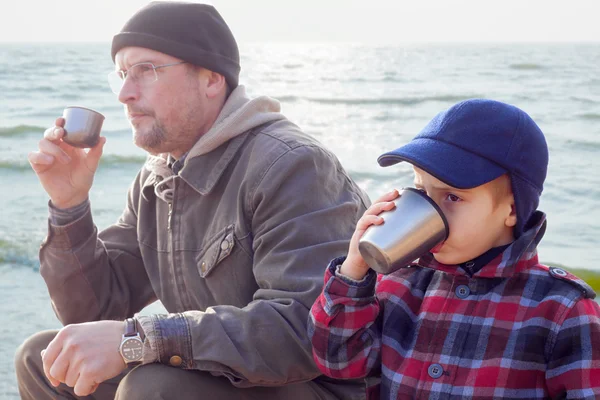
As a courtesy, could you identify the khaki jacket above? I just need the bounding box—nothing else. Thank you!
[40,88,370,398]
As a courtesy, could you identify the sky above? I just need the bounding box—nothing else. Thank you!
[1,0,599,43]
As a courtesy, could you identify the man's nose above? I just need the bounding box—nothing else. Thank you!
[117,77,140,104]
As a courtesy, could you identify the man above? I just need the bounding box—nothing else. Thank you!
[15,2,369,399]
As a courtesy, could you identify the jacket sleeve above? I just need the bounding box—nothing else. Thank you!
[308,257,383,380]
[546,298,600,399]
[39,170,157,324]
[137,144,370,386]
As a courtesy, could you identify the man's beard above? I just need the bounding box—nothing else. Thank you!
[133,120,168,154]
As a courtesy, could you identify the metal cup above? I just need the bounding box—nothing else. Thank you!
[62,106,105,148]
[358,187,449,274]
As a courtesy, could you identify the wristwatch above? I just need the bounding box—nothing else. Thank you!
[119,318,144,365]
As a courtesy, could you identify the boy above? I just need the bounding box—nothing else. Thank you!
[308,99,600,399]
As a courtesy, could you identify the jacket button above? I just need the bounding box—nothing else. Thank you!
[220,240,230,251]
[169,355,183,367]
[201,261,207,273]
[455,285,470,299]
[428,363,444,379]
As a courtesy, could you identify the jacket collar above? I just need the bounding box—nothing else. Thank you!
[179,133,248,196]
[140,132,249,197]
[140,85,285,198]
[416,211,547,279]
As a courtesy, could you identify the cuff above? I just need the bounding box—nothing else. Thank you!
[48,198,90,226]
[334,264,372,285]
[137,315,158,364]
[327,257,377,291]
[43,203,95,250]
[321,257,377,316]
[136,313,194,369]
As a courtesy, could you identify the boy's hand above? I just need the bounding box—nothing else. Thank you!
[340,189,400,280]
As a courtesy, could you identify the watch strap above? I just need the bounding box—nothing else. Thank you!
[124,318,137,337]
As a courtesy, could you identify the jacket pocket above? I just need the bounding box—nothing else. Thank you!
[196,224,236,278]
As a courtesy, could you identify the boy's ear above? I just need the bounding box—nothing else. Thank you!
[505,202,517,228]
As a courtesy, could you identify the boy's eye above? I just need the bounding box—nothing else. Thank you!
[446,194,461,202]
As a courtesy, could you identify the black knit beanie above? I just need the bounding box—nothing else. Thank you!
[111,1,240,89]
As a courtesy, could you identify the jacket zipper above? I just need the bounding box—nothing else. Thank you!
[166,181,191,310]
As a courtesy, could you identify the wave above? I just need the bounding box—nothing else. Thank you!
[0,161,33,172]
[565,139,600,151]
[509,63,545,70]
[382,75,403,83]
[576,112,600,120]
[276,95,301,102]
[34,85,55,92]
[72,83,110,92]
[334,75,404,83]
[62,93,84,101]
[0,124,45,137]
[570,96,598,104]
[0,154,147,173]
[372,113,394,122]
[347,170,389,182]
[0,239,38,269]
[276,94,479,106]
[283,63,303,69]
[102,128,131,136]
[99,154,147,166]
[0,125,129,139]
[19,60,57,69]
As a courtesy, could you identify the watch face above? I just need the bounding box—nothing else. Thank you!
[121,338,143,361]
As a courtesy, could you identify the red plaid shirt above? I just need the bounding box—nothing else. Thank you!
[309,213,600,399]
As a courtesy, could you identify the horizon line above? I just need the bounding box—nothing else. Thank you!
[1,39,600,45]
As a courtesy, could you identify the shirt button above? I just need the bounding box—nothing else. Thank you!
[428,363,444,379]
[201,261,207,273]
[220,240,230,251]
[455,285,470,299]
[169,355,183,367]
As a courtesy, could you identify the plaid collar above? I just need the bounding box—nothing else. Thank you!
[417,211,547,279]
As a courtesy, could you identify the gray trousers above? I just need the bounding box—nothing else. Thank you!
[15,330,347,400]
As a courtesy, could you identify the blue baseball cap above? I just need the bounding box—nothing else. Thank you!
[378,99,548,237]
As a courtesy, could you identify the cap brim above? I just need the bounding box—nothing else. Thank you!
[377,138,507,189]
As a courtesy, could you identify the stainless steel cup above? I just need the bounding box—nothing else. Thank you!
[358,187,449,274]
[62,106,105,148]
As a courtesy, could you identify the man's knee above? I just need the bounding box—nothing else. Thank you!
[116,364,341,400]
[116,364,243,400]
[15,330,58,380]
[116,364,194,400]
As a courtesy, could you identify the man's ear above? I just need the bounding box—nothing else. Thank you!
[505,202,517,228]
[204,71,226,99]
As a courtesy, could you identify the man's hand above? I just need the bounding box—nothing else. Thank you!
[28,117,106,209]
[41,320,127,397]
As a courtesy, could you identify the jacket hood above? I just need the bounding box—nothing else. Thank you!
[185,85,286,161]
[143,85,286,202]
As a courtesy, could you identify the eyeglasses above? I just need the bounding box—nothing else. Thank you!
[107,61,187,94]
